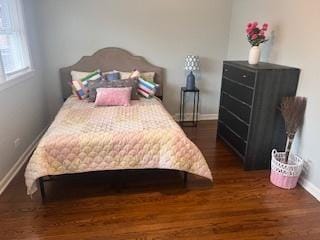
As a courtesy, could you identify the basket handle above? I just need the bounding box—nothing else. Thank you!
[271,149,278,157]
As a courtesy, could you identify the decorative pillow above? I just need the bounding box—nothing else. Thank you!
[95,87,132,107]
[141,72,155,82]
[70,79,87,100]
[71,70,101,82]
[80,70,102,85]
[71,71,91,81]
[88,78,139,102]
[118,71,155,82]
[104,70,121,81]
[129,70,141,78]
[137,77,159,98]
[70,70,102,99]
[119,71,132,80]
[138,86,153,98]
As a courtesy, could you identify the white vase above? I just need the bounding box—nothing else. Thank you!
[248,46,261,65]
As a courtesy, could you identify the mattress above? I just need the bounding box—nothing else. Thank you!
[25,96,212,195]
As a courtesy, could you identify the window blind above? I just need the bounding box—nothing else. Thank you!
[0,0,31,82]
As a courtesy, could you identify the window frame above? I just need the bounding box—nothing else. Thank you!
[0,0,34,91]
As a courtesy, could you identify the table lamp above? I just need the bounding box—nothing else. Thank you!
[185,55,200,90]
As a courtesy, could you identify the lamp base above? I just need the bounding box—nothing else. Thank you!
[186,71,196,90]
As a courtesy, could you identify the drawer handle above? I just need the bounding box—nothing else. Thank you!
[242,74,247,78]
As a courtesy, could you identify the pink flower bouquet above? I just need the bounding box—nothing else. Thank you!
[246,22,269,46]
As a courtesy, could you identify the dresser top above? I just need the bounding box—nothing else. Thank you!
[224,61,300,71]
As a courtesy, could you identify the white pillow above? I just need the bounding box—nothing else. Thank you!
[141,72,155,82]
[71,71,91,81]
[119,71,132,80]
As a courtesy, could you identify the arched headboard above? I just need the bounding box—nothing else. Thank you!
[60,47,164,99]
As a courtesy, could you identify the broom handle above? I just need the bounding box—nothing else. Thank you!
[285,134,294,164]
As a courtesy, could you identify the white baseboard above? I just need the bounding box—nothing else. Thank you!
[174,113,218,122]
[299,177,320,201]
[0,126,48,195]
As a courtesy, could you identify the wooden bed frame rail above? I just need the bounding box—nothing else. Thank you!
[38,171,188,201]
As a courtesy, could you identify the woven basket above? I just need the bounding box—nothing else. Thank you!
[270,149,304,189]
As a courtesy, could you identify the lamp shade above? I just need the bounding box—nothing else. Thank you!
[185,55,200,72]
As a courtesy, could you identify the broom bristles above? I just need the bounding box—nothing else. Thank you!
[281,96,307,136]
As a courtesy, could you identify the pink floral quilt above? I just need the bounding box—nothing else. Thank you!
[25,97,212,195]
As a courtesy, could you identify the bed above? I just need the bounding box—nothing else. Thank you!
[24,48,212,198]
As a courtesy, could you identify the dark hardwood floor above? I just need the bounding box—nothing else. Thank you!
[1,121,319,239]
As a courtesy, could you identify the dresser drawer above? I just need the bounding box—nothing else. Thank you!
[223,64,256,88]
[219,107,249,140]
[221,78,254,105]
[218,122,246,156]
[220,92,251,124]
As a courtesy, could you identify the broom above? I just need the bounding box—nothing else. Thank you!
[280,96,307,163]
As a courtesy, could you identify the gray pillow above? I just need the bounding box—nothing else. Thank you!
[104,71,121,81]
[88,78,139,102]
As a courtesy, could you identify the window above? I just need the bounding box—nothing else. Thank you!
[0,0,31,83]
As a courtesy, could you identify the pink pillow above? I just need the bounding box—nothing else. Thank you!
[94,87,132,106]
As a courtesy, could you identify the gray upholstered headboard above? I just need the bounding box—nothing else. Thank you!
[60,47,164,99]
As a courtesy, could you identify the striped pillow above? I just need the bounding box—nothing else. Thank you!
[137,77,159,98]
[70,70,101,99]
[78,70,101,85]
[71,79,87,100]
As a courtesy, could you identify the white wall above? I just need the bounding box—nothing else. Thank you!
[0,0,49,183]
[34,0,232,117]
[228,0,320,190]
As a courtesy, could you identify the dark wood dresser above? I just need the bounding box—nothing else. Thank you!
[217,61,300,170]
